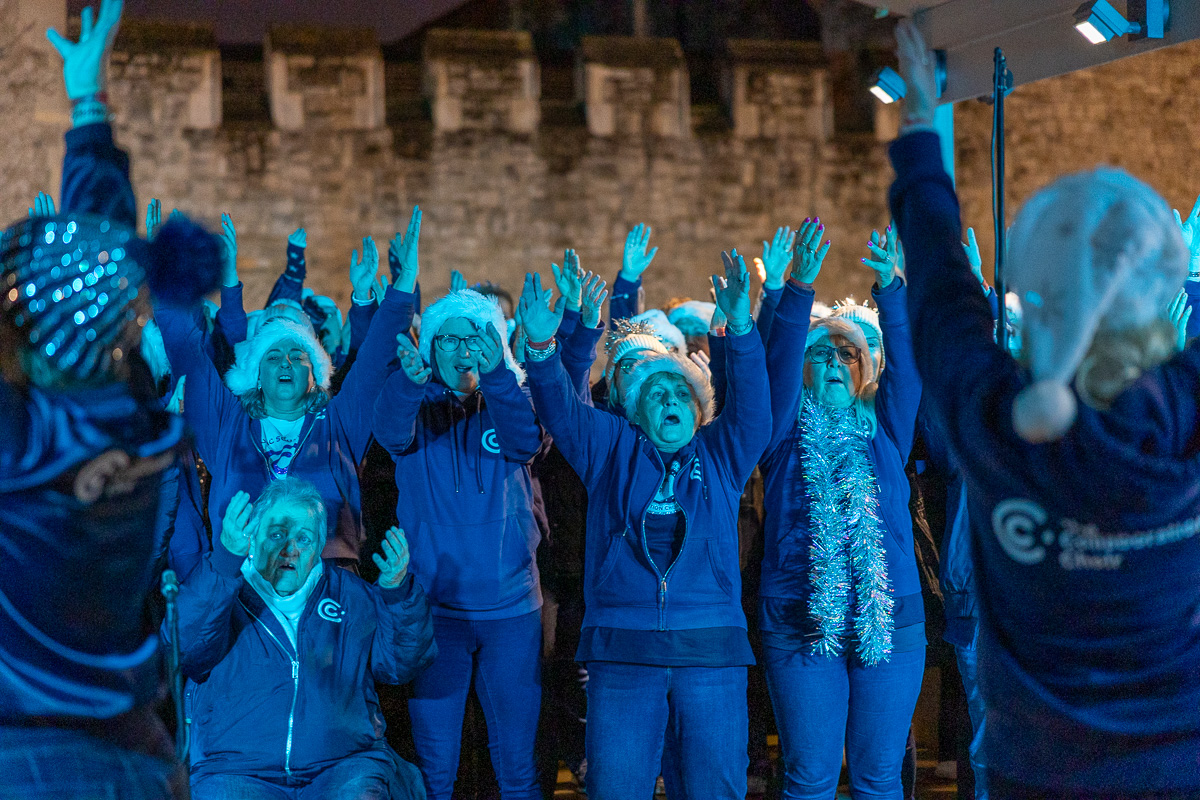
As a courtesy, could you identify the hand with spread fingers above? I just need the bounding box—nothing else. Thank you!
[714,250,753,335]
[47,0,123,101]
[474,322,506,374]
[29,192,56,218]
[761,226,796,290]
[622,223,658,282]
[390,206,422,293]
[791,218,831,285]
[373,526,411,588]
[863,225,900,289]
[396,334,431,385]
[1168,289,1193,352]
[552,249,584,311]
[350,236,380,303]
[1173,192,1200,281]
[519,272,565,344]
[220,490,255,557]
[580,271,608,330]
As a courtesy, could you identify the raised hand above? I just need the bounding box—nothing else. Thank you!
[373,527,411,588]
[761,226,796,289]
[863,225,900,289]
[895,19,938,130]
[220,490,254,557]
[451,269,468,293]
[1168,289,1193,352]
[145,198,161,238]
[963,226,986,286]
[390,206,421,293]
[350,236,379,302]
[519,272,566,344]
[552,249,584,311]
[29,191,56,218]
[475,322,505,374]
[1173,192,1200,281]
[580,271,608,330]
[396,334,431,385]
[689,349,712,381]
[288,227,307,249]
[714,250,752,334]
[218,213,238,287]
[621,223,658,282]
[47,0,122,100]
[792,218,830,284]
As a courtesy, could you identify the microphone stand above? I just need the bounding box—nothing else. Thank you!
[993,47,1012,352]
[160,569,187,764]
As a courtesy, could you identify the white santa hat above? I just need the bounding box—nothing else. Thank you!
[667,301,717,337]
[418,289,525,385]
[622,352,716,425]
[224,318,334,396]
[1007,167,1187,443]
[811,301,833,320]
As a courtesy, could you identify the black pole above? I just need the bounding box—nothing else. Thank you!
[993,47,1009,353]
[161,569,187,764]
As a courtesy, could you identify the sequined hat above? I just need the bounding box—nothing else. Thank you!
[0,213,222,385]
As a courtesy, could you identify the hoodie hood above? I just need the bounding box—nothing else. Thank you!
[418,289,526,385]
[224,318,334,396]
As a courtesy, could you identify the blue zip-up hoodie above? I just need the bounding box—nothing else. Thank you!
[759,279,925,639]
[156,288,414,562]
[891,129,1200,793]
[525,328,770,635]
[373,364,545,620]
[175,541,435,781]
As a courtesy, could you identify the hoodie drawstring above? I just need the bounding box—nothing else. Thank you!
[475,393,485,494]
[447,389,461,493]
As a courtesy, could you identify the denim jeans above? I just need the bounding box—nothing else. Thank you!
[956,640,987,800]
[0,724,182,800]
[190,749,424,799]
[584,662,748,800]
[763,644,925,800]
[408,610,542,800]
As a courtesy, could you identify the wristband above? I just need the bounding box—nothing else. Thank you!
[525,339,557,361]
[726,318,754,337]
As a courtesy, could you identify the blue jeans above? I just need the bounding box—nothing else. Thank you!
[763,644,925,800]
[955,641,987,800]
[585,662,748,800]
[190,749,424,799]
[408,611,542,800]
[0,724,183,799]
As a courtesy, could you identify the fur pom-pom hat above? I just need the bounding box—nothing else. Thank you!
[0,212,222,385]
[622,352,717,425]
[1006,167,1188,443]
[224,318,334,397]
[833,299,884,373]
[418,289,526,385]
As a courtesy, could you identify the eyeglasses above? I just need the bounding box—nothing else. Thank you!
[806,344,861,366]
[434,334,484,353]
[618,358,639,374]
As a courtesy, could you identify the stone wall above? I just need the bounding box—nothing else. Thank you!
[4,13,1200,314]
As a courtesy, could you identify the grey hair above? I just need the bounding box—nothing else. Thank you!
[621,352,716,425]
[246,477,328,549]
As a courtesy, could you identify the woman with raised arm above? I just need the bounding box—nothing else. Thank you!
[521,252,770,800]
[156,213,422,568]
[758,217,924,799]
[892,21,1200,799]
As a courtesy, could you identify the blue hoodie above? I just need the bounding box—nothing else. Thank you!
[525,328,770,637]
[758,279,925,648]
[156,288,414,562]
[891,129,1200,793]
[372,364,545,620]
[175,541,435,782]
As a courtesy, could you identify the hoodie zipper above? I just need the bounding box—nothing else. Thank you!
[240,600,301,775]
[639,446,699,631]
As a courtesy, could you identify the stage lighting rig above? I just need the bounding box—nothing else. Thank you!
[1074,0,1168,44]
[869,51,947,104]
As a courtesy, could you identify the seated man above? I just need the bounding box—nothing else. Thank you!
[174,477,435,799]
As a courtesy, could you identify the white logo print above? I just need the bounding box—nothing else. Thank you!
[482,429,500,454]
[317,599,345,623]
[991,498,1050,565]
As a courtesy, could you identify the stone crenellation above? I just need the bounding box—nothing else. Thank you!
[4,13,1200,315]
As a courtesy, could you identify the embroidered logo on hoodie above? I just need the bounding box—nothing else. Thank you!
[482,428,500,454]
[317,599,345,623]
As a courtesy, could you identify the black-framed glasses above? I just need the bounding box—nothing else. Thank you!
[434,334,484,353]
[806,343,861,366]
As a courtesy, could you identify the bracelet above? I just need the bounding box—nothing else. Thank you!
[524,339,557,361]
[71,98,109,127]
[726,318,754,337]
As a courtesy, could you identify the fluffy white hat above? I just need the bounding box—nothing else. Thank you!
[1007,167,1187,443]
[622,352,717,425]
[603,319,671,385]
[247,302,315,341]
[833,299,884,372]
[224,318,334,396]
[667,301,717,337]
[631,308,687,353]
[418,289,525,385]
[811,301,833,320]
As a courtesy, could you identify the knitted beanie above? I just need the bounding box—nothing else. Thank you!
[603,319,670,384]
[1007,167,1187,443]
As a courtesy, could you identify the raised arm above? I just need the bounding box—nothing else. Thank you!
[266,228,307,307]
[372,336,429,456]
[155,304,240,459]
[369,527,437,685]
[475,324,544,463]
[610,223,654,323]
[559,272,609,403]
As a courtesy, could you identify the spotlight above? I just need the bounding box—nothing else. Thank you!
[1074,0,1167,44]
[870,66,906,104]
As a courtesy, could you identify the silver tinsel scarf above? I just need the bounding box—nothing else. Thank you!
[799,396,894,665]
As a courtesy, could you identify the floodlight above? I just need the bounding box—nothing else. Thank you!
[1074,0,1167,44]
[870,66,906,104]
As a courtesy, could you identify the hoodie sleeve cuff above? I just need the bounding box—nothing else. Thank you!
[379,573,418,603]
[773,281,815,325]
[479,362,522,395]
[211,539,246,577]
